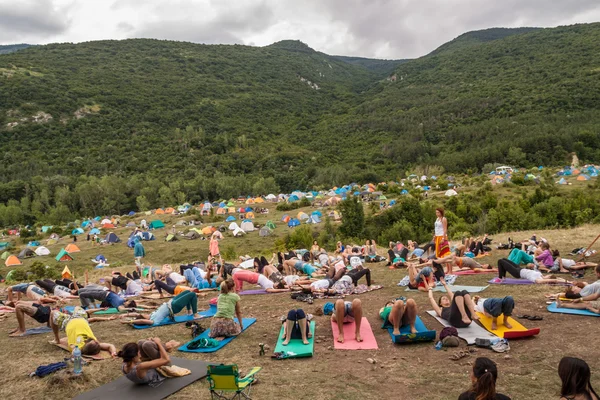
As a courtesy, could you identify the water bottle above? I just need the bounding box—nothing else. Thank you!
[435,340,443,350]
[73,341,83,375]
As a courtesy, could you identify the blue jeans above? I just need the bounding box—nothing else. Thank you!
[183,267,204,288]
[12,283,30,293]
[106,292,124,308]
[484,296,514,317]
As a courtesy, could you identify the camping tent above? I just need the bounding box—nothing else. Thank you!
[265,194,277,201]
[101,218,112,225]
[245,212,255,219]
[155,209,165,215]
[201,226,214,235]
[288,218,301,228]
[126,222,136,227]
[558,178,567,185]
[102,223,116,229]
[0,242,10,251]
[265,221,276,229]
[90,228,101,235]
[1,251,10,260]
[27,241,40,247]
[311,211,322,217]
[232,227,245,237]
[185,231,201,240]
[216,208,226,215]
[71,228,84,235]
[445,189,458,197]
[56,249,73,262]
[105,233,121,243]
[18,248,35,259]
[328,211,341,220]
[128,211,136,216]
[240,220,255,232]
[149,220,165,229]
[259,227,272,237]
[5,255,21,266]
[323,197,341,206]
[228,222,240,231]
[226,216,236,222]
[166,234,178,242]
[307,215,321,224]
[298,212,309,220]
[577,174,591,181]
[34,246,51,256]
[41,226,53,233]
[281,214,290,223]
[165,207,175,214]
[65,244,81,253]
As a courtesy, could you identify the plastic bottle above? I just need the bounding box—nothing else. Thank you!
[73,339,82,375]
[434,340,443,350]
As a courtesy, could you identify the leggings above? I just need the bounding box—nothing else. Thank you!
[507,248,534,265]
[497,259,522,279]
[36,279,56,293]
[286,309,309,339]
[347,268,371,286]
[444,290,472,328]
[126,271,140,281]
[154,280,176,295]
[170,290,197,314]
[469,241,484,256]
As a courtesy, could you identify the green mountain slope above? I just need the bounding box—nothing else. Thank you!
[331,55,409,76]
[0,44,32,54]
[430,27,541,55]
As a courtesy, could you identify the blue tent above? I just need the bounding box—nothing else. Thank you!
[219,202,226,208]
[558,178,567,185]
[72,228,84,235]
[41,226,53,233]
[128,211,136,216]
[95,254,106,263]
[401,189,409,195]
[81,221,91,228]
[564,170,572,176]
[245,207,253,212]
[226,216,236,222]
[288,195,299,203]
[94,216,101,221]
[27,241,40,247]
[127,235,139,248]
[423,186,430,191]
[307,215,321,224]
[288,218,300,228]
[311,210,322,217]
[90,228,101,235]
[389,200,397,206]
[354,191,360,195]
[105,232,121,243]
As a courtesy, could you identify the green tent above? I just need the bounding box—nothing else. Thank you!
[265,221,276,229]
[378,195,387,200]
[41,226,53,233]
[227,201,235,207]
[165,234,178,242]
[0,241,10,251]
[56,249,73,262]
[1,251,9,260]
[5,270,15,282]
[149,220,165,229]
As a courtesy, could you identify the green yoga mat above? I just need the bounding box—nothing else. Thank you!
[274,321,315,358]
[92,308,144,315]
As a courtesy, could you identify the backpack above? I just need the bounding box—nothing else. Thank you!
[439,326,458,341]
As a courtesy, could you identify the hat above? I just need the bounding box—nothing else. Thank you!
[323,302,335,315]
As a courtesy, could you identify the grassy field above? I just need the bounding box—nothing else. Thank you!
[1,189,600,399]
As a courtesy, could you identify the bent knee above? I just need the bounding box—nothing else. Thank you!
[405,298,417,307]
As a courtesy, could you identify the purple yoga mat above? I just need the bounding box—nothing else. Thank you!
[239,289,269,295]
[488,278,534,285]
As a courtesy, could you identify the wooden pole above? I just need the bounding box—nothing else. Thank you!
[577,233,600,261]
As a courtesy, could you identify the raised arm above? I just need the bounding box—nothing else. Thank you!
[440,278,453,298]
[428,289,442,317]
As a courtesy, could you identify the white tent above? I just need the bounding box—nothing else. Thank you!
[101,218,111,225]
[232,227,246,237]
[34,246,51,256]
[445,189,458,197]
[265,194,277,201]
[228,222,240,231]
[240,221,255,232]
[202,202,212,211]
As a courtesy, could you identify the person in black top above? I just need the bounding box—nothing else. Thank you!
[458,357,511,400]
[558,357,599,400]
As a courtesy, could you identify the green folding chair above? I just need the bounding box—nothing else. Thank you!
[207,364,262,399]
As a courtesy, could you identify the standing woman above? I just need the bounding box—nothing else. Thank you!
[458,357,511,400]
[558,357,598,400]
[434,208,448,258]
[209,233,221,264]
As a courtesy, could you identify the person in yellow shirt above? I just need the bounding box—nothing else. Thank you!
[50,306,117,356]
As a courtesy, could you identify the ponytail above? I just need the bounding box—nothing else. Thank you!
[117,342,139,363]
[471,357,498,400]
[220,278,235,294]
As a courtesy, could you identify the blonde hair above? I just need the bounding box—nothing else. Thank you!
[220,278,234,294]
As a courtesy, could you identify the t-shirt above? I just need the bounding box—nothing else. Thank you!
[257,274,274,290]
[209,239,220,256]
[239,259,254,269]
[461,257,481,269]
[174,286,190,295]
[458,391,511,400]
[349,256,362,269]
[474,298,487,314]
[318,253,330,266]
[169,272,185,284]
[519,269,543,282]
[310,279,331,290]
[66,318,97,349]
[283,275,300,286]
[302,264,318,277]
[126,280,143,296]
[53,285,72,298]
[214,293,240,319]
[581,281,600,297]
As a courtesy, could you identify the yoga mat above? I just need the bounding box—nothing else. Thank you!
[426,311,497,345]
[92,308,145,315]
[178,318,256,353]
[454,269,497,276]
[133,308,216,330]
[406,285,489,293]
[331,318,378,350]
[50,340,112,360]
[488,278,533,285]
[22,326,52,336]
[476,312,540,339]
[274,320,316,357]
[141,293,173,300]
[239,289,269,295]
[547,302,600,317]
[73,357,209,400]
[63,304,100,313]
[387,316,436,344]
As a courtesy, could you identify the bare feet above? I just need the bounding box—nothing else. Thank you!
[410,325,417,334]
[556,298,562,308]
[302,339,309,345]
[503,320,513,329]
[355,333,363,342]
[337,334,345,343]
[282,339,290,346]
[491,321,497,330]
[461,316,472,325]
[9,330,25,337]
[165,340,181,351]
[392,329,400,336]
[471,313,480,321]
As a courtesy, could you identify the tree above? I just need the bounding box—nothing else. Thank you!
[338,197,364,238]
[136,195,150,212]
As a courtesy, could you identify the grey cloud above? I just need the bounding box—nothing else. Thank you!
[117,22,135,32]
[0,0,70,42]
[134,20,243,44]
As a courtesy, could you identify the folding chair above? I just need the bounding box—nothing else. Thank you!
[207,364,262,400]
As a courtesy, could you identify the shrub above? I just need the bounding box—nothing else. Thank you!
[221,245,237,261]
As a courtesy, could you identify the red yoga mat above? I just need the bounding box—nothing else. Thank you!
[331,317,379,350]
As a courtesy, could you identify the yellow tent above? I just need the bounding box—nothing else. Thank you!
[254,197,265,203]
[245,198,255,204]
[216,208,226,215]
[201,226,214,235]
[228,207,236,214]
[62,266,72,279]
[246,212,255,219]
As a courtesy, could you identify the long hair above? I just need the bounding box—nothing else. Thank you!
[559,357,598,400]
[471,357,498,400]
[253,257,263,273]
[436,208,445,218]
[220,278,234,294]
[117,342,139,363]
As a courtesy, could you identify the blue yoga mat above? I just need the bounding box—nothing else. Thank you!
[24,326,53,336]
[133,308,217,330]
[547,302,599,317]
[386,316,436,344]
[178,318,256,353]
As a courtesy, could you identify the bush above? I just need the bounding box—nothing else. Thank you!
[286,225,314,250]
[276,202,299,212]
[221,245,237,261]
[338,197,364,238]
[30,262,61,280]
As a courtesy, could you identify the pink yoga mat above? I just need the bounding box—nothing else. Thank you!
[454,269,498,275]
[331,317,378,350]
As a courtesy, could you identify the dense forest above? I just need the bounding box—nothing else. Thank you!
[1,24,600,226]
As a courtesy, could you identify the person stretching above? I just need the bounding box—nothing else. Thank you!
[120,290,202,326]
[331,299,363,343]
[281,309,312,346]
[231,269,289,293]
[118,338,177,387]
[407,264,435,291]
[9,301,52,337]
[473,296,515,330]
[458,357,511,400]
[497,258,570,284]
[429,278,479,328]
[6,283,58,305]
[379,298,418,335]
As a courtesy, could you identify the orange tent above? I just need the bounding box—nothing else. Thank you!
[155,209,165,215]
[62,266,73,279]
[246,212,255,219]
[228,207,236,214]
[201,226,214,235]
[282,215,291,223]
[216,208,226,215]
[165,207,175,214]
[102,223,115,229]
[65,244,81,253]
[5,255,21,267]
[254,197,265,203]
[245,198,255,204]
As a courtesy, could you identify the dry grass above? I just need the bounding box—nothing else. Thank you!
[1,210,600,399]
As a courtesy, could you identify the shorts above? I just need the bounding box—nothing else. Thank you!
[106,292,125,308]
[32,304,51,324]
[269,272,283,284]
[408,282,425,290]
[294,261,304,271]
[342,301,354,323]
[12,283,30,293]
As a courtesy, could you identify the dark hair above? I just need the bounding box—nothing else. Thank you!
[596,265,600,274]
[253,257,263,274]
[470,357,498,400]
[274,281,285,289]
[436,208,445,218]
[437,295,448,307]
[552,249,560,257]
[277,252,284,265]
[117,342,139,363]
[81,339,101,356]
[124,300,137,308]
[564,287,582,300]
[558,357,598,400]
[540,242,550,250]
[302,252,310,262]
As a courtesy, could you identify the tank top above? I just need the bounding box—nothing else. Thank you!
[434,218,445,236]
[123,364,165,387]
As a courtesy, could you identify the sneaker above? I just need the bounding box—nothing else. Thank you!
[491,339,510,353]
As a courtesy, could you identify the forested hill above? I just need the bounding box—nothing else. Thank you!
[429,27,541,55]
[0,44,32,54]
[1,24,600,222]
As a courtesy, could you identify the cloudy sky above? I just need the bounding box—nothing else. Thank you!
[1,0,599,59]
